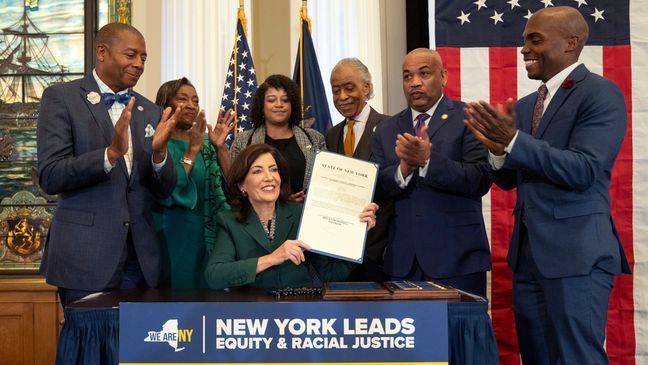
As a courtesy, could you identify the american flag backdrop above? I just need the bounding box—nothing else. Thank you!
[421,1,646,364]
[220,13,258,145]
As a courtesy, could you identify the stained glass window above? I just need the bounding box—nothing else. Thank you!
[0,0,116,272]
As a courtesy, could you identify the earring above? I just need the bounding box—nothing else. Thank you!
[241,189,247,196]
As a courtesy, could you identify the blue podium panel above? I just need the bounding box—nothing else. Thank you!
[119,301,448,364]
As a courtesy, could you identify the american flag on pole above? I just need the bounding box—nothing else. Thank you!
[423,0,644,364]
[220,8,257,145]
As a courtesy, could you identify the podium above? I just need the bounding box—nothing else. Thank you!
[59,287,498,365]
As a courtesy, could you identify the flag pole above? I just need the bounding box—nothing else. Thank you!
[238,0,248,37]
[232,2,246,136]
[299,0,307,127]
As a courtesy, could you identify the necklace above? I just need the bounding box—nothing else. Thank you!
[260,212,276,241]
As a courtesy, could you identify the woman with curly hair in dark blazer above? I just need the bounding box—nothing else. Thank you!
[230,74,325,203]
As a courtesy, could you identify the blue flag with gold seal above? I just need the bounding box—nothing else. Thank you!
[292,6,331,135]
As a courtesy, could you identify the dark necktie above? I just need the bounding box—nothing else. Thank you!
[102,91,132,108]
[414,113,430,137]
[531,84,548,136]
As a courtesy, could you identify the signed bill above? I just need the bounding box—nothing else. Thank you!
[298,151,378,263]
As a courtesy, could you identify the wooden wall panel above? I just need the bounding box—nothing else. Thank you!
[0,277,59,365]
[0,303,34,365]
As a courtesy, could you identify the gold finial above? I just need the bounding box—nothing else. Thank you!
[238,1,248,36]
[300,0,312,33]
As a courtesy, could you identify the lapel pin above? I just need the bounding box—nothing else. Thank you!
[562,79,574,89]
[441,114,448,120]
[137,105,144,111]
[86,91,100,105]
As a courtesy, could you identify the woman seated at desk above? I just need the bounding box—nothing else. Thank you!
[205,144,378,290]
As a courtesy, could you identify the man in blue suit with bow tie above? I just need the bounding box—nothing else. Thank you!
[371,48,492,297]
[465,6,631,365]
[37,23,177,307]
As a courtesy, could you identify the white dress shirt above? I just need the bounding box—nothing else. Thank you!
[489,62,581,170]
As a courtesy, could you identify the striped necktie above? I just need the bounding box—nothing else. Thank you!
[415,113,430,137]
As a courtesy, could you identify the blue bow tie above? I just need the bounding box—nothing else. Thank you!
[102,92,132,108]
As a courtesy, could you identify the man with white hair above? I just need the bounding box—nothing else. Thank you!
[326,58,390,281]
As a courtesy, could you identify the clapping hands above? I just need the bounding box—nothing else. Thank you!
[395,125,432,177]
[207,109,237,149]
[464,99,516,155]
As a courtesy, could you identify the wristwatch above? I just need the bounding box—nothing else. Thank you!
[182,157,194,166]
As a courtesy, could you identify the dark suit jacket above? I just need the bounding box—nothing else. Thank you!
[205,202,354,290]
[326,107,388,161]
[37,73,177,291]
[495,64,631,278]
[325,106,391,263]
[371,96,492,278]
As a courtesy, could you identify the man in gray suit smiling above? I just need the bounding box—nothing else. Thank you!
[37,23,177,307]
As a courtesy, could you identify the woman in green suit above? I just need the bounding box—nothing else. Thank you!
[152,78,234,288]
[205,144,378,290]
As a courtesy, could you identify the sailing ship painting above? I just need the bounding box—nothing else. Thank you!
[0,0,85,198]
[0,0,84,271]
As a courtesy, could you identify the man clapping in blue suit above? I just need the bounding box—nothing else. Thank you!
[372,48,492,297]
[465,7,631,365]
[37,23,177,307]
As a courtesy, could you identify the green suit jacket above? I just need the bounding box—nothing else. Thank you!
[205,202,354,290]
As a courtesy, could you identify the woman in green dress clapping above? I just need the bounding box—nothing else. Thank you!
[152,77,234,288]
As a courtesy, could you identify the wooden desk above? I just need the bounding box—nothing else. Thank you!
[0,276,61,365]
[61,287,499,365]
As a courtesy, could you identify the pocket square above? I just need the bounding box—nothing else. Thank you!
[144,124,155,138]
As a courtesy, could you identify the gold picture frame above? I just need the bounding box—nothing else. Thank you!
[108,0,132,24]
